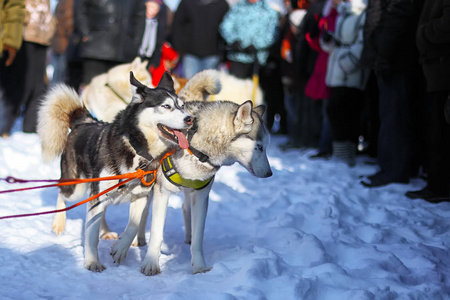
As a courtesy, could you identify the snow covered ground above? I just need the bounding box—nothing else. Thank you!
[0,130,449,300]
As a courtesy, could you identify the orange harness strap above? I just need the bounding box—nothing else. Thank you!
[0,149,176,220]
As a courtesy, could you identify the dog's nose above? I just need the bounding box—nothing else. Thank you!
[184,116,194,126]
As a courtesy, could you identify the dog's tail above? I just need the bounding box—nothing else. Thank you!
[37,84,84,163]
[178,69,222,102]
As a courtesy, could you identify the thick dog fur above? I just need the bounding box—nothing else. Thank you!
[206,70,264,106]
[83,63,263,122]
[82,57,184,123]
[110,70,272,275]
[37,72,193,272]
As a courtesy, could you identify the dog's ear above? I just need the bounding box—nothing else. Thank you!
[234,100,254,134]
[253,105,266,118]
[157,71,176,93]
[130,71,144,104]
[130,57,141,69]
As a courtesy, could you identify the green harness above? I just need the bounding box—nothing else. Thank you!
[161,154,213,190]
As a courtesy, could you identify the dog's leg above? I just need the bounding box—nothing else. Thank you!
[189,182,214,274]
[52,193,67,235]
[110,196,148,264]
[182,188,192,244]
[132,191,152,247]
[99,207,119,240]
[84,198,107,272]
[141,185,170,276]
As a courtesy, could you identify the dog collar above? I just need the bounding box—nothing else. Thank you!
[162,155,213,190]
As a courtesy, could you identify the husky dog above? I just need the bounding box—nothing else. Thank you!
[109,70,272,275]
[81,57,153,123]
[82,57,184,123]
[37,72,193,272]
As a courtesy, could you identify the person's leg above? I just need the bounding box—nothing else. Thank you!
[0,42,27,136]
[182,54,202,79]
[23,43,48,133]
[82,59,112,86]
[369,73,412,183]
[200,55,220,72]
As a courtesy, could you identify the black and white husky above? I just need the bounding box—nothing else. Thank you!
[109,70,273,275]
[37,72,193,272]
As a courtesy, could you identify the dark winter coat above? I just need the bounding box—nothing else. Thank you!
[76,0,145,63]
[416,0,450,92]
[171,0,229,57]
[139,4,168,68]
[296,0,326,79]
[360,0,421,74]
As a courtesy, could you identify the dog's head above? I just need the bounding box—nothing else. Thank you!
[128,71,193,149]
[227,100,272,178]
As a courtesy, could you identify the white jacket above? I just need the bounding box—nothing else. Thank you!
[321,0,368,90]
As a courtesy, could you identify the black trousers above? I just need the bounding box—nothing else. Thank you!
[0,42,47,134]
[326,87,363,143]
[426,91,450,195]
[81,58,120,86]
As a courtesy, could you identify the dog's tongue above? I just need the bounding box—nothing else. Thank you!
[174,130,189,149]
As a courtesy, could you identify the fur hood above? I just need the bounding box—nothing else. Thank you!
[337,0,367,16]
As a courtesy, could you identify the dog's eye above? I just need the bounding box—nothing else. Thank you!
[162,104,171,109]
[255,144,263,152]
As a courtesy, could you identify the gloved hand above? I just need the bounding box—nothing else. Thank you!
[321,30,334,43]
[3,44,17,66]
[243,45,257,54]
[231,41,243,51]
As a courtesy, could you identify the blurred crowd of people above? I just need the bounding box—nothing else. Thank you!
[0,0,449,203]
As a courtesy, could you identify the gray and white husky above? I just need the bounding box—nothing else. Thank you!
[109,70,272,275]
[37,72,193,272]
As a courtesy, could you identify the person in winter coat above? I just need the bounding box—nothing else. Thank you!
[301,0,337,157]
[50,0,74,86]
[219,0,279,79]
[171,0,229,79]
[405,0,450,203]
[138,0,168,82]
[321,0,369,166]
[76,0,146,86]
[0,0,25,67]
[0,0,25,138]
[360,0,422,187]
[0,0,56,136]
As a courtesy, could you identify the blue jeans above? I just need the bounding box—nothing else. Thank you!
[182,54,220,79]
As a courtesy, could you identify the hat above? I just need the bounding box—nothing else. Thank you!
[289,9,307,28]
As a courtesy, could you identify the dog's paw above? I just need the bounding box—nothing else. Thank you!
[140,258,161,276]
[131,236,147,247]
[84,260,106,272]
[100,231,119,240]
[52,213,66,235]
[110,242,128,264]
[192,266,212,274]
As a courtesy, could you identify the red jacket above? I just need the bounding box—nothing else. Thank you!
[304,8,338,100]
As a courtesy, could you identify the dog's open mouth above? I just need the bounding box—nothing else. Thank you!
[157,124,189,149]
